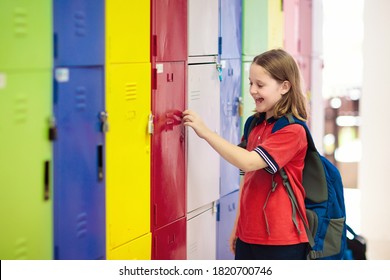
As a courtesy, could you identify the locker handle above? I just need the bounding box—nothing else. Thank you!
[44,161,50,201]
[167,73,174,82]
[97,145,104,181]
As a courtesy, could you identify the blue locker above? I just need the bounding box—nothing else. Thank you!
[220,59,241,197]
[217,190,239,260]
[53,0,104,66]
[219,0,242,59]
[53,67,105,260]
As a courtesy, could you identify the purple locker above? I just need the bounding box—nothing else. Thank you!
[151,62,186,229]
[152,0,187,62]
[152,218,186,260]
[219,0,242,59]
[220,59,241,197]
[53,67,105,260]
[217,190,239,260]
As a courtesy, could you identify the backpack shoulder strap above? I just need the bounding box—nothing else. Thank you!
[238,114,260,149]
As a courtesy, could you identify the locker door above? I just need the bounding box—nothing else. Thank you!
[242,0,268,56]
[268,0,284,49]
[187,63,220,212]
[152,62,186,229]
[299,0,313,57]
[152,0,187,62]
[188,0,219,56]
[187,207,217,260]
[106,0,150,63]
[297,56,311,94]
[109,233,151,260]
[240,61,255,134]
[216,190,239,260]
[0,71,52,259]
[283,0,300,56]
[152,218,186,260]
[106,63,151,252]
[53,67,105,260]
[0,0,52,70]
[220,59,241,196]
[220,0,242,59]
[53,0,105,66]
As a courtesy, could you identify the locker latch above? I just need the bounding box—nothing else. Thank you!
[99,111,109,133]
[148,113,154,135]
[49,117,57,141]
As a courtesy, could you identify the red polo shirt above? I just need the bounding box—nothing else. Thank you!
[237,116,309,245]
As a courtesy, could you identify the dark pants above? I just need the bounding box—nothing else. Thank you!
[235,238,309,260]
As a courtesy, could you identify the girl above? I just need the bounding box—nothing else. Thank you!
[182,48,309,260]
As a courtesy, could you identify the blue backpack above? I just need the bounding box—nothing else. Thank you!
[241,113,347,259]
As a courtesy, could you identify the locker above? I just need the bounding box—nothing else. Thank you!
[106,63,151,253]
[106,0,150,63]
[188,0,219,56]
[53,0,105,67]
[299,0,312,57]
[297,55,311,94]
[0,0,52,70]
[152,218,186,260]
[242,0,268,56]
[219,0,242,59]
[220,59,241,196]
[53,67,105,260]
[283,0,299,56]
[152,0,187,62]
[187,63,220,212]
[152,62,186,229]
[0,71,52,259]
[187,206,217,260]
[109,233,151,260]
[268,0,284,49]
[240,61,255,134]
[216,190,239,260]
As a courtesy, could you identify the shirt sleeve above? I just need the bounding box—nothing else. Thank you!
[256,124,307,174]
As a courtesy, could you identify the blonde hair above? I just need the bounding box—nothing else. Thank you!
[252,48,308,121]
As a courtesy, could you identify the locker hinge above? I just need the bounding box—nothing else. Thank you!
[218,36,222,55]
[148,113,154,135]
[49,117,57,141]
[212,201,218,215]
[216,202,220,222]
[100,111,109,133]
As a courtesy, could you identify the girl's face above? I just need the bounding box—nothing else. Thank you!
[249,64,288,119]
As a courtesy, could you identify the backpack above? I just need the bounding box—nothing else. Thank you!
[344,225,367,260]
[240,113,347,260]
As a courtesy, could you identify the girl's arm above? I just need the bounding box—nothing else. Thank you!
[182,109,267,172]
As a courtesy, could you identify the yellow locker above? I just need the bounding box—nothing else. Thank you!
[268,0,284,49]
[108,233,151,260]
[106,62,151,258]
[106,0,150,63]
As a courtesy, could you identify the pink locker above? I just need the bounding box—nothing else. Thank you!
[299,0,312,57]
[151,0,187,62]
[283,0,300,56]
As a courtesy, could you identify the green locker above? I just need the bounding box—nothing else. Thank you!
[242,0,268,57]
[0,71,53,259]
[0,0,52,70]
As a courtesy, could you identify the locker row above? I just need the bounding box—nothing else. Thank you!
[0,0,313,260]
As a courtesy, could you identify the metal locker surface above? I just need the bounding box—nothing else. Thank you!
[220,59,241,197]
[188,0,219,56]
[268,0,284,49]
[53,67,105,260]
[105,63,151,253]
[108,233,151,260]
[152,218,186,260]
[0,71,53,259]
[106,0,150,64]
[152,62,186,229]
[187,63,220,213]
[220,0,242,59]
[240,60,255,135]
[299,0,313,57]
[0,0,52,70]
[242,0,268,56]
[283,0,300,56]
[53,0,105,67]
[216,190,239,260]
[187,206,217,260]
[152,0,187,62]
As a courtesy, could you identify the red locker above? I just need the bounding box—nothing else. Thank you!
[151,0,187,62]
[151,62,186,229]
[152,218,186,260]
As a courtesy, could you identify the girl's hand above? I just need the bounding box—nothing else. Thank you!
[182,109,212,139]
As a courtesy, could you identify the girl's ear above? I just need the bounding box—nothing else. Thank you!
[281,80,291,95]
